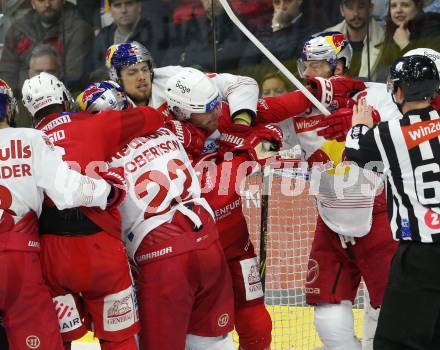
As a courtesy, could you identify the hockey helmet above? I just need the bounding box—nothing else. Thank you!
[404,48,440,89]
[387,55,439,102]
[165,67,222,120]
[298,31,353,77]
[77,81,131,113]
[105,41,155,81]
[22,72,73,117]
[0,79,18,123]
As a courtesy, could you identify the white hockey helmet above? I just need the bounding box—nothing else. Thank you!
[22,72,72,117]
[77,81,131,113]
[298,31,353,77]
[165,67,222,120]
[404,48,440,89]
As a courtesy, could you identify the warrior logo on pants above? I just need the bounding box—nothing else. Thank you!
[306,259,319,285]
[26,335,40,349]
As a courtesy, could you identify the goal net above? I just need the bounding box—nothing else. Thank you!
[240,168,366,350]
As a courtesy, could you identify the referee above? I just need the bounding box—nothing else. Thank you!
[344,55,440,349]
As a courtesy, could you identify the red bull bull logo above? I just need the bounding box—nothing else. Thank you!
[105,45,117,66]
[81,85,104,104]
[326,33,346,54]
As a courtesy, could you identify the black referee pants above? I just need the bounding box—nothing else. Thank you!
[374,241,440,350]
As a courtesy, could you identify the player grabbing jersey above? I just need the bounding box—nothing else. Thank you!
[253,32,399,350]
[0,79,125,350]
[21,72,164,350]
[164,68,283,350]
[79,79,236,350]
[105,41,258,126]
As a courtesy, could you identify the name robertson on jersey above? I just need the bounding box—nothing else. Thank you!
[113,129,182,173]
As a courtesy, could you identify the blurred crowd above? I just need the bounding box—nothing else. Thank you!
[0,0,440,126]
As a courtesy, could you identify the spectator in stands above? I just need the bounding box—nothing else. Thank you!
[326,0,385,80]
[28,43,62,78]
[91,0,169,72]
[259,71,299,150]
[162,0,247,72]
[260,71,291,97]
[171,0,273,33]
[302,0,343,29]
[238,0,319,82]
[0,0,93,94]
[374,0,440,81]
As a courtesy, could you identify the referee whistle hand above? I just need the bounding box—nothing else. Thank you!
[352,98,374,128]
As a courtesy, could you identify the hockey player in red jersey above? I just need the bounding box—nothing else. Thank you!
[0,80,128,350]
[21,72,165,350]
[164,68,285,350]
[77,80,236,350]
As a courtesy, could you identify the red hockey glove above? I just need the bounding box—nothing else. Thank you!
[165,120,206,157]
[102,167,127,208]
[236,124,284,164]
[317,106,381,142]
[329,75,366,109]
[308,76,366,111]
[217,124,252,154]
[317,108,353,142]
[307,76,333,107]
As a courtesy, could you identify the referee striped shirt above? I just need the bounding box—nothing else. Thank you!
[346,106,440,243]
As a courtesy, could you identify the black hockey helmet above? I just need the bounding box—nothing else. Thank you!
[387,55,439,102]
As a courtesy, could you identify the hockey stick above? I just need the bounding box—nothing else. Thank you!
[217,0,331,116]
[259,165,270,292]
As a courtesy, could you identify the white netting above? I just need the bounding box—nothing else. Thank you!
[240,168,366,350]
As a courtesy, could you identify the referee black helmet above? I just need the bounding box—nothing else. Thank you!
[387,55,439,102]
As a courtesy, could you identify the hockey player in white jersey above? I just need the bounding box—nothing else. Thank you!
[255,32,398,350]
[105,41,258,125]
[83,86,237,349]
[0,79,127,350]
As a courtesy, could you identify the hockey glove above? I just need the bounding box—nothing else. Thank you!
[237,124,284,164]
[217,124,252,154]
[102,167,127,208]
[309,76,366,111]
[317,106,380,142]
[165,120,206,157]
[317,108,353,142]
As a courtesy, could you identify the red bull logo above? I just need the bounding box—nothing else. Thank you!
[327,33,346,54]
[81,85,104,104]
[105,45,117,66]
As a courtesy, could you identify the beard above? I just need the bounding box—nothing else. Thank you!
[346,17,367,31]
[38,8,62,26]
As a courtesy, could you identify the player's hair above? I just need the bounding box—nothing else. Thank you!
[34,104,65,124]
